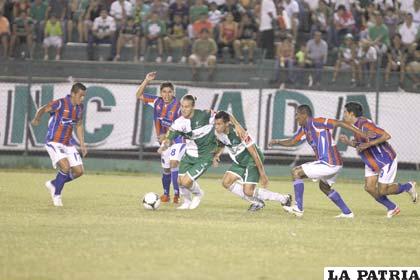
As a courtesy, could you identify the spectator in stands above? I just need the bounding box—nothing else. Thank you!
[310,0,331,38]
[69,0,90,42]
[409,0,420,24]
[219,0,244,22]
[283,0,299,41]
[356,39,378,87]
[383,7,399,39]
[192,12,213,39]
[150,0,169,22]
[0,9,10,58]
[189,0,209,25]
[13,0,30,18]
[142,11,166,63]
[398,13,418,48]
[271,34,295,86]
[48,0,71,42]
[87,9,116,60]
[306,30,327,87]
[259,0,276,59]
[9,10,33,58]
[30,0,48,43]
[43,14,63,60]
[169,0,189,26]
[332,33,356,85]
[110,0,134,28]
[332,5,355,48]
[359,2,377,40]
[164,14,188,63]
[114,16,141,61]
[83,0,102,45]
[405,40,420,89]
[385,34,406,85]
[218,12,238,62]
[189,28,217,81]
[208,1,223,29]
[234,12,257,64]
[133,0,151,30]
[368,11,390,54]
[398,0,414,16]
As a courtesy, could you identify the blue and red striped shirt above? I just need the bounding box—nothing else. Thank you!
[293,117,343,166]
[46,95,84,146]
[143,93,183,143]
[353,117,396,172]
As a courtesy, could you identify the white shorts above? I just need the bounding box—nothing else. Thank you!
[161,143,186,169]
[45,142,83,169]
[365,158,398,184]
[301,161,342,186]
[43,36,63,48]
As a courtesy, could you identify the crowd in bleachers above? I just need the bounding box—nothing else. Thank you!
[0,0,419,85]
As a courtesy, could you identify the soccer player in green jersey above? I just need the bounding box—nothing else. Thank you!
[159,95,219,210]
[213,111,292,211]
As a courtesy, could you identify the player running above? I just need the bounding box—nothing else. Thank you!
[339,102,417,218]
[31,83,87,207]
[136,72,185,204]
[159,94,218,210]
[269,104,370,218]
[213,111,292,211]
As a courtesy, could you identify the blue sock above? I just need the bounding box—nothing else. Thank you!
[64,172,74,183]
[375,195,397,211]
[171,168,180,196]
[328,190,352,214]
[162,172,171,196]
[396,183,412,194]
[53,171,70,195]
[293,179,304,211]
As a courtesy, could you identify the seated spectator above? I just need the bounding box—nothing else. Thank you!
[169,0,189,26]
[48,0,71,42]
[43,14,63,60]
[271,35,295,86]
[398,13,418,48]
[332,33,356,84]
[189,28,217,81]
[234,12,257,64]
[332,5,355,47]
[114,16,141,61]
[69,0,90,42]
[217,12,238,62]
[359,2,377,40]
[30,0,48,43]
[0,9,10,58]
[10,11,33,58]
[409,0,420,24]
[150,0,169,22]
[133,0,151,29]
[405,39,420,89]
[356,39,378,87]
[208,1,223,28]
[164,14,188,63]
[306,30,328,87]
[385,34,406,85]
[83,0,101,44]
[192,12,213,39]
[368,11,390,54]
[87,9,116,61]
[13,0,30,19]
[142,12,166,63]
[310,0,331,38]
[110,0,134,28]
[219,0,244,22]
[189,0,209,25]
[383,7,399,38]
[283,0,299,41]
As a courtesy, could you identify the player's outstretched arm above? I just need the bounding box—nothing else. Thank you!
[76,120,87,157]
[335,120,373,139]
[268,138,298,147]
[31,103,53,126]
[247,144,269,187]
[135,72,157,100]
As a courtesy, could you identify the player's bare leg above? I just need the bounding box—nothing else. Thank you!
[363,176,400,218]
[170,160,180,204]
[378,181,417,204]
[318,181,353,218]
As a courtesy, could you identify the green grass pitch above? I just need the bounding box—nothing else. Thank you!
[1,170,419,280]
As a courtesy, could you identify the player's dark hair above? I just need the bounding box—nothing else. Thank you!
[181,94,197,106]
[160,82,174,92]
[345,102,363,117]
[71,82,87,93]
[215,111,230,123]
[297,104,313,117]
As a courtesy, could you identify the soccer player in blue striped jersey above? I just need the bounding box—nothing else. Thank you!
[269,104,369,218]
[136,72,185,204]
[340,102,417,218]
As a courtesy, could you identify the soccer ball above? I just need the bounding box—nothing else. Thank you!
[142,192,161,210]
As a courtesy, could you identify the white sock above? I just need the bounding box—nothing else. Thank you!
[229,182,262,204]
[190,181,203,196]
[179,186,192,202]
[254,187,288,204]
